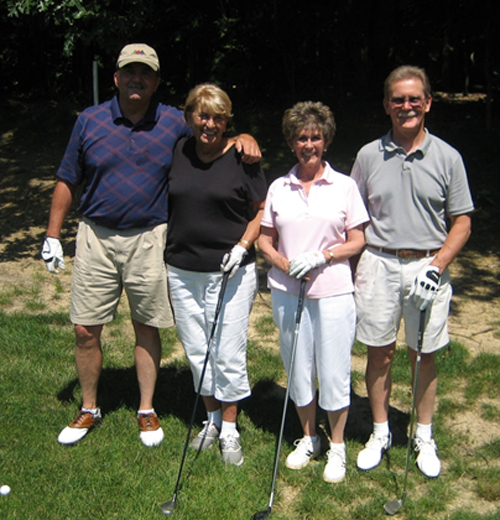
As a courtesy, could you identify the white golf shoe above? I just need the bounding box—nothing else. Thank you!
[413,437,441,478]
[58,408,102,445]
[357,433,392,470]
[220,434,244,466]
[285,437,321,470]
[190,421,220,451]
[138,412,164,447]
[323,445,346,483]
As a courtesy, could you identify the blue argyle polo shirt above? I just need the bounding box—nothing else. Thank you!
[56,95,190,229]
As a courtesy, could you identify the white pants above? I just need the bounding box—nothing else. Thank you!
[272,290,355,411]
[168,264,257,402]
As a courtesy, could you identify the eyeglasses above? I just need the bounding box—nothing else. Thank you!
[389,96,428,108]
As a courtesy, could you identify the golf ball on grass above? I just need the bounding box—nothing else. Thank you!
[0,485,11,495]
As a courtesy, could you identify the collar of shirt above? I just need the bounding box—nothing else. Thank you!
[110,95,160,126]
[285,161,336,187]
[382,129,432,158]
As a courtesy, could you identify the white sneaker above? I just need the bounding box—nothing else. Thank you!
[190,421,220,451]
[285,437,321,470]
[220,434,244,466]
[323,446,346,483]
[413,437,441,478]
[357,433,392,470]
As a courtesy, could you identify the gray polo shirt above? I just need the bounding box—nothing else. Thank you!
[351,130,474,250]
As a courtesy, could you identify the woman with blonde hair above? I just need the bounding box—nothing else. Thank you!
[165,83,267,466]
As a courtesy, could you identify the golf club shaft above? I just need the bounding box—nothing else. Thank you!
[400,309,427,503]
[164,271,230,511]
[264,278,307,512]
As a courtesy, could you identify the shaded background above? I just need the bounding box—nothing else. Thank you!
[2,0,497,113]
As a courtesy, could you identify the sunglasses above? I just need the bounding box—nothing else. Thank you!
[389,96,428,108]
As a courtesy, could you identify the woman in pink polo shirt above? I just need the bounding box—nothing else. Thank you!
[258,101,368,483]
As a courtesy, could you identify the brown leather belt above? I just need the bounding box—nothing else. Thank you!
[368,246,440,259]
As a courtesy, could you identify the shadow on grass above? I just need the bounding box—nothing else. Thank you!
[58,367,410,450]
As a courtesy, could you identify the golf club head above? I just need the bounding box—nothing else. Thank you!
[160,500,176,515]
[384,499,403,515]
[251,507,271,520]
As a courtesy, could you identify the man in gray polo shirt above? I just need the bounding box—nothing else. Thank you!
[351,65,474,478]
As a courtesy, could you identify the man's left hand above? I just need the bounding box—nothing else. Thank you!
[234,134,262,164]
[411,264,441,311]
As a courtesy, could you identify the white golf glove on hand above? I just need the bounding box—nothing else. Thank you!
[40,237,65,273]
[289,251,326,279]
[411,264,441,311]
[221,244,248,278]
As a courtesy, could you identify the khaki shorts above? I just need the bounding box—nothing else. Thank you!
[70,219,173,328]
[354,248,452,353]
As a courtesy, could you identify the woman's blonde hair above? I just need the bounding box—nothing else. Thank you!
[184,83,233,121]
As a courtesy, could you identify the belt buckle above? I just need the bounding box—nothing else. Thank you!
[396,249,417,259]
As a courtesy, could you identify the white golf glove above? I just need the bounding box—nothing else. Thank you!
[41,237,65,273]
[411,264,441,311]
[221,244,247,278]
[289,251,326,279]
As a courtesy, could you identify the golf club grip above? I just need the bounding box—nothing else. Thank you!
[295,278,307,325]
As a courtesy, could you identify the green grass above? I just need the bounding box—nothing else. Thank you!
[1,303,500,520]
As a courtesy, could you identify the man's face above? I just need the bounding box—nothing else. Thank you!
[383,77,431,134]
[113,63,160,104]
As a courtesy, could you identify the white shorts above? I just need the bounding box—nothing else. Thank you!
[354,248,452,353]
[167,264,257,402]
[70,219,173,328]
[272,289,355,411]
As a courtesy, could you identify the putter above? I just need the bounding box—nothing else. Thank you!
[160,271,230,516]
[384,309,427,516]
[251,278,308,520]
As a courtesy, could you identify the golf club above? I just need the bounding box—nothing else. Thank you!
[251,278,308,520]
[384,309,427,516]
[160,271,230,516]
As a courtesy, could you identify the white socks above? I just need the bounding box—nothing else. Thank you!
[207,409,222,429]
[373,421,390,438]
[82,407,99,415]
[415,423,433,441]
[220,420,239,439]
[137,408,155,415]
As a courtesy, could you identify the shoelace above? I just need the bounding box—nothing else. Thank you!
[293,438,315,456]
[221,436,239,451]
[139,413,158,430]
[366,434,389,450]
[414,438,437,454]
[326,449,346,465]
[198,421,219,436]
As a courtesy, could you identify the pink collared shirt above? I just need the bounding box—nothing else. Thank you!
[261,162,368,298]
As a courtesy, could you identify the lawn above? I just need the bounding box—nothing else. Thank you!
[1,96,500,519]
[0,267,499,519]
